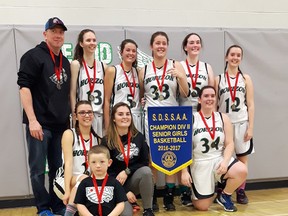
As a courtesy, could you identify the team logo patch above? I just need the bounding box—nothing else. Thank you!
[161,151,177,168]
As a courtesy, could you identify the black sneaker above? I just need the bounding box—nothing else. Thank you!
[216,193,237,212]
[237,189,248,204]
[180,191,193,206]
[163,186,176,211]
[152,185,159,212]
[143,208,155,216]
[152,201,159,212]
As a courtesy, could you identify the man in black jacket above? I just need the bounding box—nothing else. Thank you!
[17,17,71,216]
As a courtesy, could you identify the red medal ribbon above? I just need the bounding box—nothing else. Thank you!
[199,111,216,140]
[92,174,108,216]
[83,60,96,94]
[185,60,199,89]
[121,63,136,98]
[118,133,131,168]
[79,132,93,169]
[152,59,168,92]
[48,47,63,83]
[226,71,240,104]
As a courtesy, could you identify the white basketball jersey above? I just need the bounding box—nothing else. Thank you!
[192,112,225,161]
[143,59,178,110]
[179,61,209,112]
[77,61,104,114]
[112,65,141,112]
[69,128,99,175]
[217,73,248,123]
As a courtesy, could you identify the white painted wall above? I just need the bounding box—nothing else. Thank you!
[1,0,288,28]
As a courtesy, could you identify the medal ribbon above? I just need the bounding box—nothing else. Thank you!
[83,60,96,95]
[79,132,93,169]
[118,132,131,168]
[48,47,63,83]
[199,111,216,140]
[92,174,108,216]
[225,71,240,104]
[121,63,136,98]
[152,59,168,93]
[185,60,199,89]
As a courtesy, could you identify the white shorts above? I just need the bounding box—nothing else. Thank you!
[233,121,255,156]
[93,112,104,138]
[132,111,143,133]
[190,157,236,200]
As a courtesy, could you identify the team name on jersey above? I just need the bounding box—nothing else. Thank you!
[219,86,246,96]
[185,73,207,81]
[80,78,104,87]
[73,150,87,157]
[116,82,140,91]
[193,126,223,136]
[144,75,174,85]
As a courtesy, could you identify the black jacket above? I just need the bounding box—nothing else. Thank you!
[17,41,71,131]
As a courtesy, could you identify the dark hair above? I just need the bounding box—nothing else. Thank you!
[150,31,169,57]
[73,29,96,65]
[150,31,169,46]
[88,145,110,160]
[224,45,244,76]
[74,100,99,145]
[120,39,138,68]
[106,102,138,152]
[182,33,203,55]
[196,86,216,111]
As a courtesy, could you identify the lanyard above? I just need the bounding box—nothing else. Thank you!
[199,111,216,140]
[152,59,168,93]
[121,63,136,98]
[92,174,108,216]
[83,60,96,94]
[79,133,92,169]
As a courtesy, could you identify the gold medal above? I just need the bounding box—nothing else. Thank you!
[231,104,236,111]
[159,95,164,101]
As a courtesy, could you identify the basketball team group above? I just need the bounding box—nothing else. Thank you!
[17,16,255,216]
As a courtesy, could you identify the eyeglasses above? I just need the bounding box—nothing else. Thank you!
[77,110,93,117]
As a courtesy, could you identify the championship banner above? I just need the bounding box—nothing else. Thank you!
[147,106,193,175]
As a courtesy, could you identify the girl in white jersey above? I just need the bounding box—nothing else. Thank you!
[180,33,214,113]
[215,45,255,204]
[70,29,107,138]
[181,86,247,212]
[104,39,142,133]
[138,31,189,212]
[178,33,215,206]
[62,100,100,216]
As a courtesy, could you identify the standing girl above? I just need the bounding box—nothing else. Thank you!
[62,100,100,216]
[179,33,215,206]
[138,31,189,211]
[104,39,142,133]
[215,45,255,204]
[70,29,107,138]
